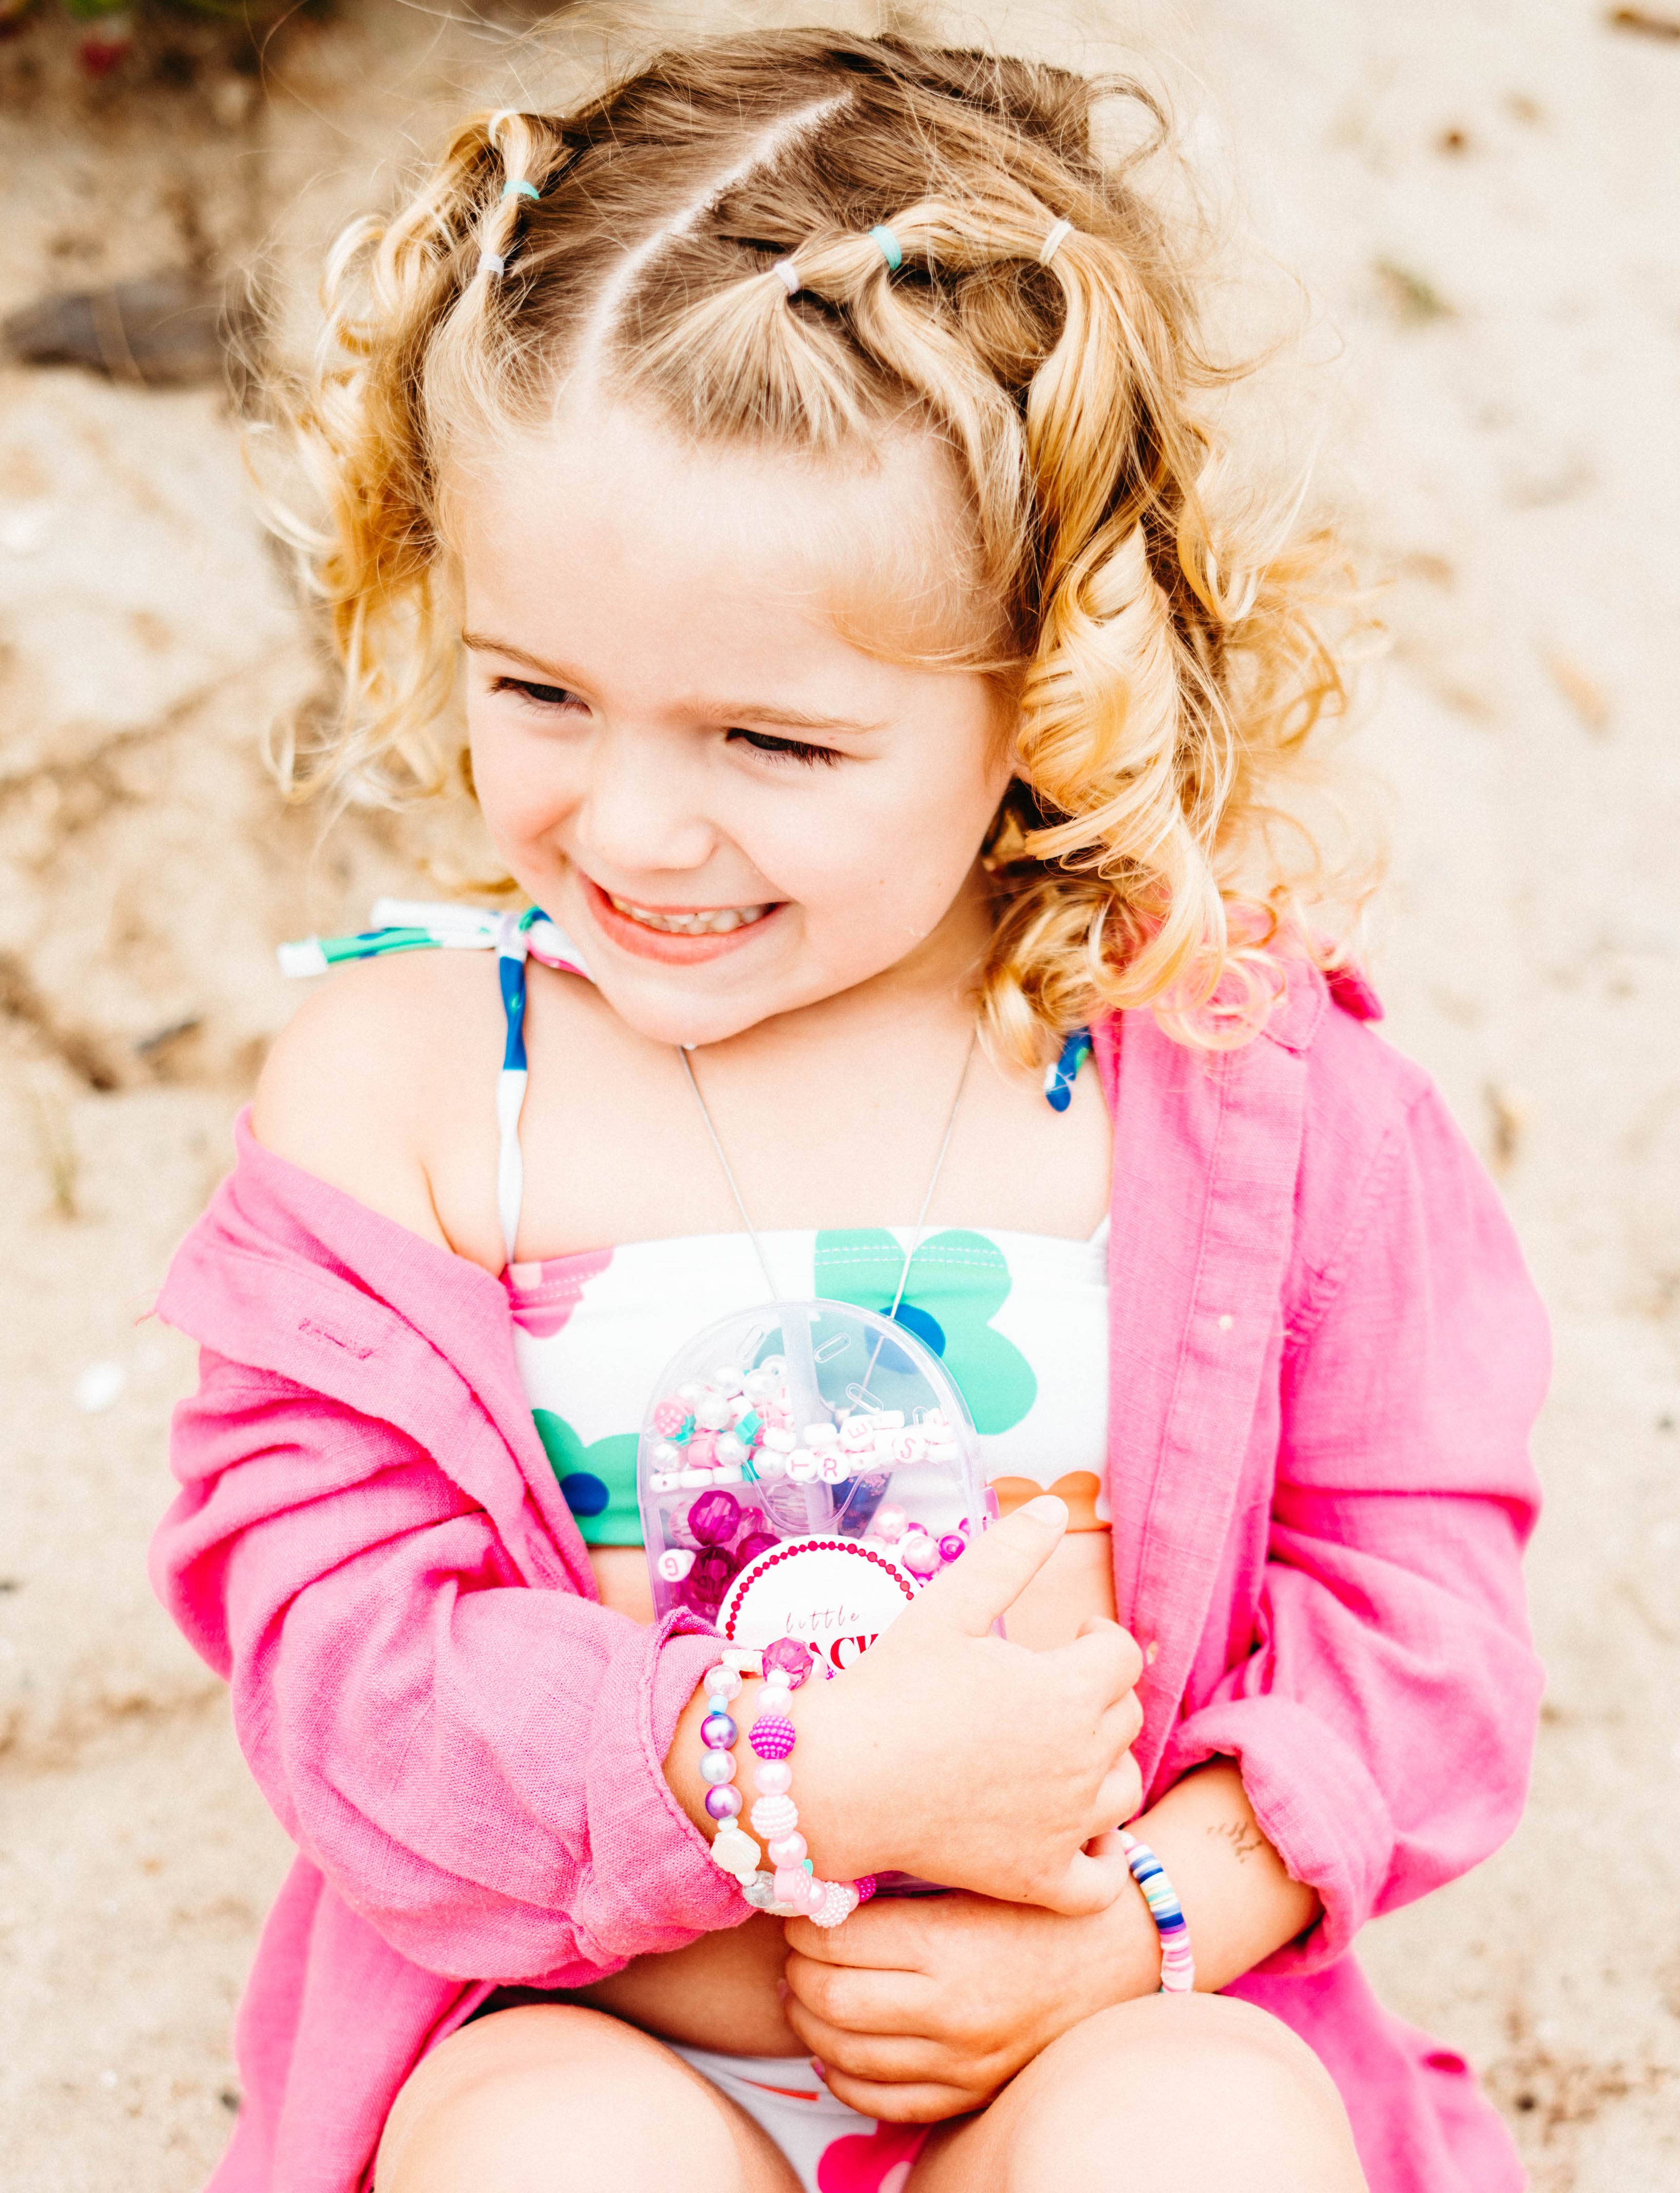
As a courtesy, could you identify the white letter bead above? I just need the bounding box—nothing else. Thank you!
[763,1427,798,1453]
[818,1452,852,1484]
[655,1549,696,1581]
[786,1451,818,1482]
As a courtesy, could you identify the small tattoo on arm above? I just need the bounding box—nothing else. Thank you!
[1208,1819,1267,1864]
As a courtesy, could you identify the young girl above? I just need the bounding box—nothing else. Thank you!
[151,31,1549,2193]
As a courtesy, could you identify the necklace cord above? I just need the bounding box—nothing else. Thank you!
[679,1026,979,1334]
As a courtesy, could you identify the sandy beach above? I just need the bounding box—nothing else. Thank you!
[1,2,1676,2185]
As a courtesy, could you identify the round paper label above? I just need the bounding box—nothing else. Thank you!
[719,1538,918,1675]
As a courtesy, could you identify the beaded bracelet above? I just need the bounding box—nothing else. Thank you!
[1119,1830,1195,1993]
[699,1641,876,1928]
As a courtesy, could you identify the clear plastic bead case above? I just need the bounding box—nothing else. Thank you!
[639,1299,992,1676]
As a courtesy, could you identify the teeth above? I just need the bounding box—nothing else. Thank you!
[607,894,769,937]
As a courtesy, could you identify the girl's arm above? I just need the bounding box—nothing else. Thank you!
[780,1069,1548,2117]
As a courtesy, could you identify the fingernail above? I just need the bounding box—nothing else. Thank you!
[1022,1494,1068,1522]
[810,2058,828,2081]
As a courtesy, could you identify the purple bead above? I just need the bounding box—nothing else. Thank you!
[705,1783,743,1821]
[938,1533,966,1563]
[688,1488,743,1547]
[700,1711,738,1749]
[762,1636,815,1689]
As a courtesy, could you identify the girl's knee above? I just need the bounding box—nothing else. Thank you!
[1010,1995,1366,2190]
[376,2006,748,2192]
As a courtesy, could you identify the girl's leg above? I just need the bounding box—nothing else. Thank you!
[376,2005,804,2193]
[910,1994,1368,2193]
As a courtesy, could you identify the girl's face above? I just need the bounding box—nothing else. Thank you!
[455,402,1014,1050]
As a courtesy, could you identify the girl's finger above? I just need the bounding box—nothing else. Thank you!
[1030,1843,1128,1917]
[780,1996,944,2083]
[814,2064,981,2124]
[783,1951,939,2037]
[1093,1752,1144,1833]
[1054,1618,1145,1701]
[782,1905,916,1968]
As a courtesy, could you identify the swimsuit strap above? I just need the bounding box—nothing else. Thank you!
[275,901,1092,1266]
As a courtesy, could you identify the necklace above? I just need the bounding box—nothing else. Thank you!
[677,1026,979,1316]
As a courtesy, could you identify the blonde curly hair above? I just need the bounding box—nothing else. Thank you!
[271,29,1367,1059]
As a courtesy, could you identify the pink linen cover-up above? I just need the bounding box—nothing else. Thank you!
[150,961,1549,2193]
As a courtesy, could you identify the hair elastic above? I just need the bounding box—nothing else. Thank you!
[477,253,507,278]
[770,259,801,297]
[1040,218,1074,265]
[501,179,540,203]
[868,224,904,273]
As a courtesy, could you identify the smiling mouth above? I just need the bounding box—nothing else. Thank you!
[604,893,774,937]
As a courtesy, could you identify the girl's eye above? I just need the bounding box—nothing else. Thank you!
[727,728,842,769]
[492,676,585,710]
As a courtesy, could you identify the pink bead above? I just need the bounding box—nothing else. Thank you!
[854,1876,878,1905]
[702,1665,742,1702]
[699,1749,737,1787]
[773,1865,809,1905]
[938,1534,966,1563]
[766,1832,807,1867]
[685,1432,718,1468]
[652,1399,694,1441]
[873,1504,908,1542]
[748,1715,796,1760]
[752,1761,792,1796]
[750,1794,799,1839]
[900,1532,939,1576]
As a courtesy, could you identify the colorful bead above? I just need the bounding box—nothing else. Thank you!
[752,1760,793,1796]
[710,1827,761,1877]
[766,1832,807,1867]
[750,1794,799,1839]
[855,1876,878,1905]
[736,1531,778,1567]
[1121,1831,1196,1994]
[702,1665,742,1702]
[748,1715,797,1760]
[773,1864,810,1905]
[699,1749,737,1787]
[873,1505,908,1542]
[652,1399,695,1442]
[705,1784,743,1821]
[900,1532,939,1576]
[809,1880,860,1929]
[701,1712,738,1749]
[688,1488,742,1546]
[938,1534,966,1563]
[762,1638,815,1688]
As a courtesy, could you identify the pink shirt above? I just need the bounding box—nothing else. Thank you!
[151,961,1548,2193]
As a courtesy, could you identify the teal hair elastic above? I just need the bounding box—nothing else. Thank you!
[501,179,540,203]
[868,224,904,272]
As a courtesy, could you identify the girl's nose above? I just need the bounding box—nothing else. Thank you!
[574,732,717,878]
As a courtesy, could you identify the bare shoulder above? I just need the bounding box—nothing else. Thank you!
[252,949,506,1252]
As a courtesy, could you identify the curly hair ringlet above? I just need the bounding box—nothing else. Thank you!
[262,29,1372,1062]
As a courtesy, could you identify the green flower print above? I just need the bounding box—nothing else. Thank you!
[531,1407,641,1544]
[813,1228,1036,1435]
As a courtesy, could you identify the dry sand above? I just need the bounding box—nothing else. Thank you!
[1,2,1676,2186]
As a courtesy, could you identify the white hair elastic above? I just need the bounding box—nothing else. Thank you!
[1040,218,1073,265]
[770,259,800,297]
[478,252,507,278]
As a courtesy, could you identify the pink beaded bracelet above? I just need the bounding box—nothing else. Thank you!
[699,1639,876,1928]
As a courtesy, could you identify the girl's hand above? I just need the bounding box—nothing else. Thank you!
[788,1497,1145,1913]
[778,1838,1156,2122]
